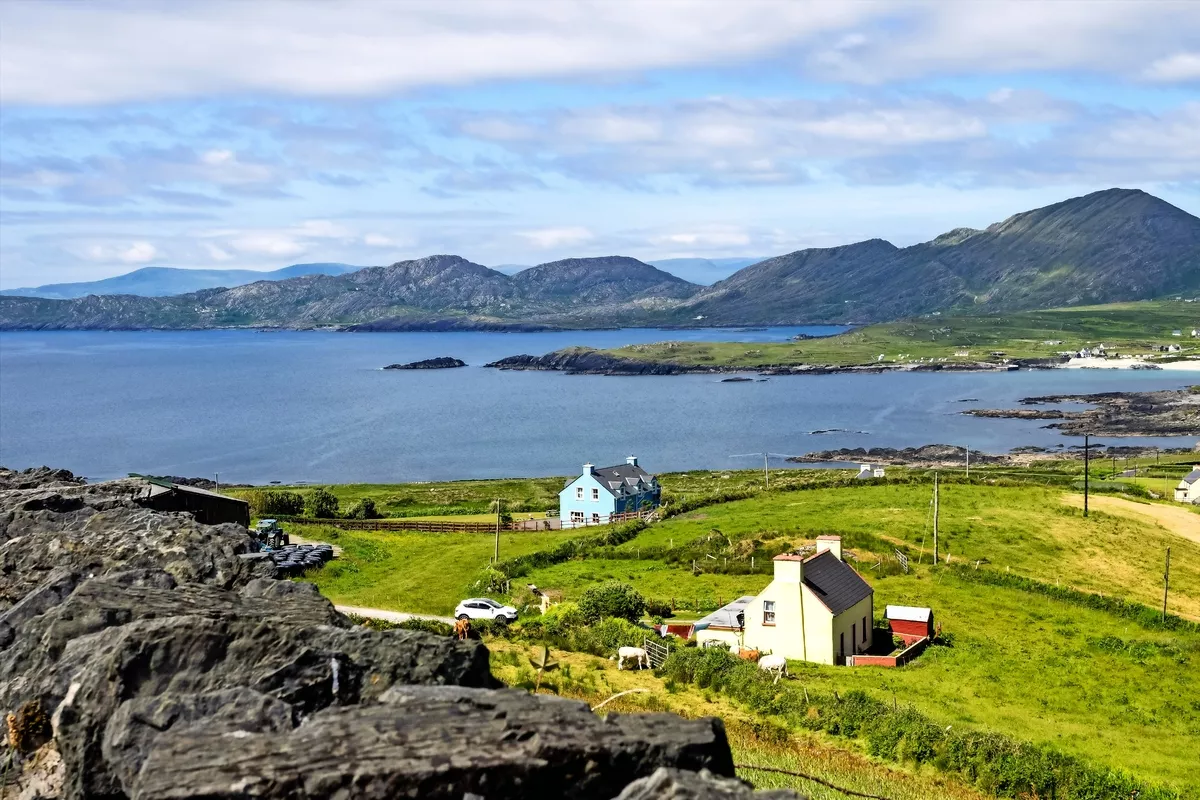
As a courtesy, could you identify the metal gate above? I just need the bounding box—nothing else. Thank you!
[642,637,669,668]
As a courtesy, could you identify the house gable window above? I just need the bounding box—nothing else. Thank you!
[576,487,583,500]
[591,488,599,501]
[762,600,776,625]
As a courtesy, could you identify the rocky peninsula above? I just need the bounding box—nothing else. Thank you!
[963,386,1200,436]
[0,466,799,800]
[383,356,467,370]
[484,347,1046,376]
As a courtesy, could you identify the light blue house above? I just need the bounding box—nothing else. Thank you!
[559,457,662,527]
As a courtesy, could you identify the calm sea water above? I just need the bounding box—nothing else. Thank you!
[1,328,1193,484]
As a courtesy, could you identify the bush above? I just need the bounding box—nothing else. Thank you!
[394,618,454,637]
[306,487,340,519]
[645,598,674,618]
[345,497,380,519]
[540,602,588,634]
[578,581,646,623]
[248,490,304,517]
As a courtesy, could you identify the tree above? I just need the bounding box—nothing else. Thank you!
[578,581,646,624]
[255,490,303,516]
[345,497,379,519]
[306,488,339,519]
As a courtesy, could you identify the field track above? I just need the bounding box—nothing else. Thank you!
[1062,493,1200,545]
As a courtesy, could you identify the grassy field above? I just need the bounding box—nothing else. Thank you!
[487,641,990,800]
[293,523,576,614]
[601,300,1200,368]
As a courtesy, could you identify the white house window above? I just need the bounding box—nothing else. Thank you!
[591,513,601,524]
[591,488,599,501]
[570,511,584,523]
[576,487,583,500]
[763,600,776,625]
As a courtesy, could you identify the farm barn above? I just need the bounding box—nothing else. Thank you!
[135,478,251,527]
[886,605,934,645]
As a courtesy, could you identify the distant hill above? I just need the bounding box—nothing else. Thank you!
[0,263,361,299]
[674,188,1200,324]
[0,254,701,330]
[647,257,766,285]
[2,189,1196,330]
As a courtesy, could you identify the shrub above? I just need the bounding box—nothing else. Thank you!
[305,487,340,518]
[345,497,380,519]
[248,490,304,517]
[540,602,588,634]
[394,618,454,637]
[645,598,674,618]
[578,581,646,623]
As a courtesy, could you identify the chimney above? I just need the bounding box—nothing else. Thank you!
[626,455,638,467]
[816,535,842,561]
[583,463,595,475]
[772,553,805,583]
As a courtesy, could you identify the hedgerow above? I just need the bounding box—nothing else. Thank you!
[659,647,1180,800]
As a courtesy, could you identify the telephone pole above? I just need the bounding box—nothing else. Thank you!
[965,447,969,478]
[1083,434,1090,518]
[932,471,940,565]
[1163,547,1172,621]
[493,498,501,563]
[764,453,769,490]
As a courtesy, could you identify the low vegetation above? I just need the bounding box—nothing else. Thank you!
[605,301,1198,368]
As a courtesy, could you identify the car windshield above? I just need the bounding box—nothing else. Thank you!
[480,599,501,608]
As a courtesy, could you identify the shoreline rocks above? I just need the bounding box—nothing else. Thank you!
[383,356,467,370]
[962,387,1200,437]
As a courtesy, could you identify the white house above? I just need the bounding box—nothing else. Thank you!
[856,464,885,480]
[696,536,874,665]
[1175,468,1200,503]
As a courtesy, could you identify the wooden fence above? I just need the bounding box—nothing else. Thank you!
[271,509,652,534]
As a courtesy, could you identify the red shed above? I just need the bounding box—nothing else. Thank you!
[886,605,934,644]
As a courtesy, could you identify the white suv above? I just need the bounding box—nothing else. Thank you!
[454,597,518,623]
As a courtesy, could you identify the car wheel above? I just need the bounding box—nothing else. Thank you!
[457,614,469,621]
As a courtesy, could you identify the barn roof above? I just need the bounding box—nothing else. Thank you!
[802,551,873,616]
[693,596,755,631]
[886,605,932,623]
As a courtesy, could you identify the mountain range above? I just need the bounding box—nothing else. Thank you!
[1,189,1196,330]
[0,263,360,300]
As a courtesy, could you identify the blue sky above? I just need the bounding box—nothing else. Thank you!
[1,0,1197,288]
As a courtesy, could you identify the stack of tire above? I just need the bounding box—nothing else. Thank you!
[269,543,335,576]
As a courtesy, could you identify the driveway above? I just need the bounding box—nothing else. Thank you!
[334,605,455,625]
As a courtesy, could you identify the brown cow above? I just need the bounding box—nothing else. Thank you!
[454,618,472,640]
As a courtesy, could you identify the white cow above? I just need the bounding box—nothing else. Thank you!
[615,646,649,670]
[758,653,788,683]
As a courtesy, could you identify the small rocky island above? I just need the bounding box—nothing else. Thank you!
[383,356,467,370]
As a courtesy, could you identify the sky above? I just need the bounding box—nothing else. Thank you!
[1,0,1198,289]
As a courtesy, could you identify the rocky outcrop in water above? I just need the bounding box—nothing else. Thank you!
[383,356,467,370]
[790,444,1010,466]
[486,348,710,375]
[0,467,797,800]
[965,387,1200,436]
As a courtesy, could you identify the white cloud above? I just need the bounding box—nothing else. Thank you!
[1143,52,1200,82]
[363,233,393,247]
[1,1,1194,105]
[79,240,159,263]
[517,226,594,249]
[227,234,306,257]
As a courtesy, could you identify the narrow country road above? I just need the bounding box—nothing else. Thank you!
[1062,493,1200,546]
[335,605,455,625]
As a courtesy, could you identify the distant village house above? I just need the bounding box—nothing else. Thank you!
[1175,468,1200,504]
[559,457,661,527]
[856,464,886,480]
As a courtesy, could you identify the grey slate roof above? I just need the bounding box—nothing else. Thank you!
[803,551,873,616]
[592,463,657,496]
[693,596,755,631]
[1181,469,1200,486]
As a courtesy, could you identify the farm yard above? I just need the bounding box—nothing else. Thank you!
[270,461,1199,797]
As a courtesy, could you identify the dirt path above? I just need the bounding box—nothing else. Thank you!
[1062,493,1200,545]
[334,605,454,625]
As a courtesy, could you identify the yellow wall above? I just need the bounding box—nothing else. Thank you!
[831,594,874,664]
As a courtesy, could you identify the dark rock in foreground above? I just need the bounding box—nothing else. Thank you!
[0,467,798,800]
[383,356,467,370]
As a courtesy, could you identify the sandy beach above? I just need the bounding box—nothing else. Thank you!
[1063,356,1200,371]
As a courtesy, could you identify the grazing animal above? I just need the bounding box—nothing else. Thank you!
[454,618,471,640]
[737,648,761,661]
[758,653,788,683]
[616,646,649,670]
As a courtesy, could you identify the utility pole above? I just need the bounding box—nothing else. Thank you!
[965,447,969,478]
[931,472,940,566]
[764,453,769,490]
[214,473,219,492]
[1083,434,1089,518]
[1163,547,1172,621]
[493,498,501,563]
